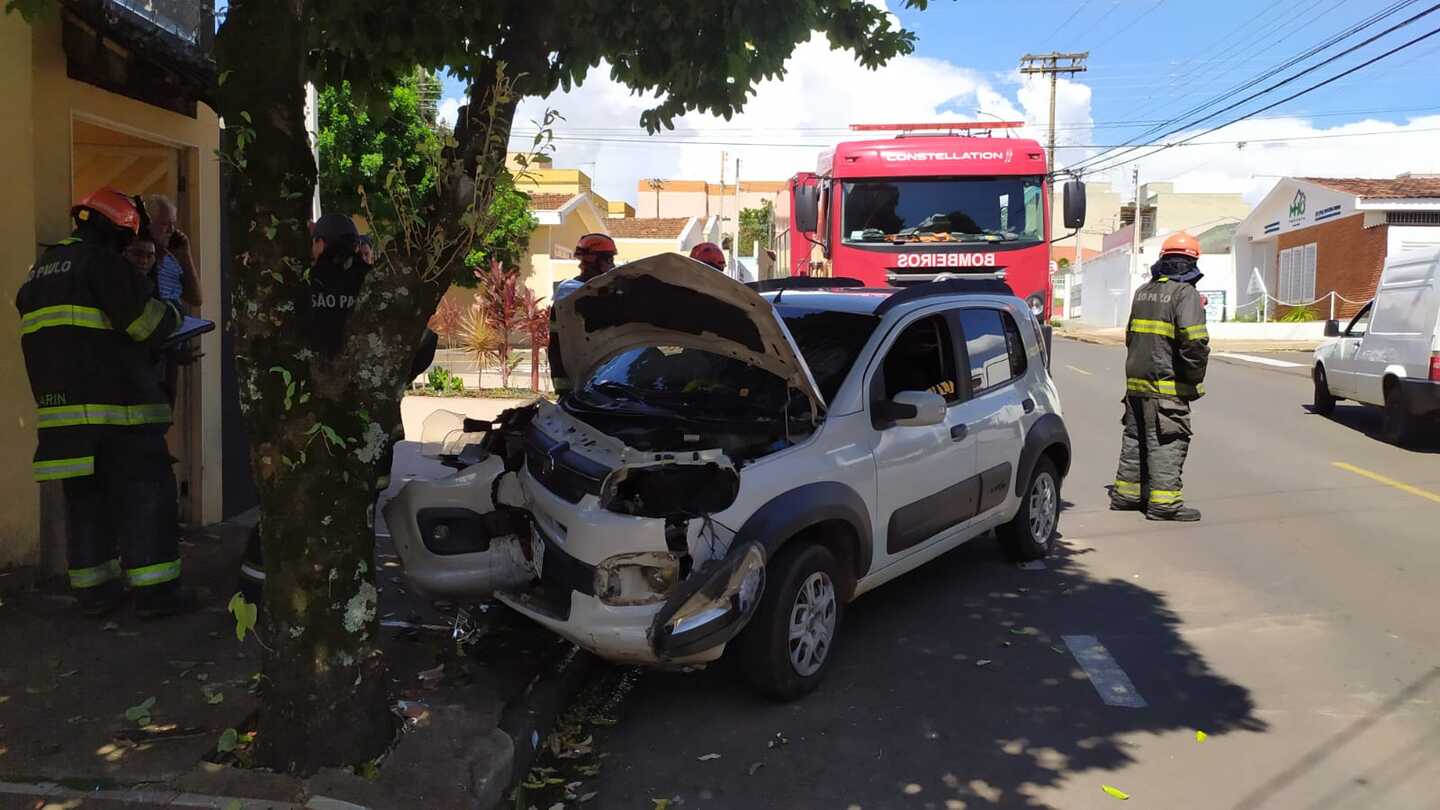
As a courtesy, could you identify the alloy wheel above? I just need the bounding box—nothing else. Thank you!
[788,571,838,677]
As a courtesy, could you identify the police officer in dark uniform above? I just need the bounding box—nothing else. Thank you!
[17,188,189,616]
[1110,232,1210,522]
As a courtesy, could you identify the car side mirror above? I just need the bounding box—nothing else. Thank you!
[876,390,947,428]
[1323,319,1341,338]
[794,184,819,233]
[1063,180,1087,230]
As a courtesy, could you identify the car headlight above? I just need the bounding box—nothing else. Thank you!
[668,544,765,635]
[1027,294,1046,317]
[594,552,682,606]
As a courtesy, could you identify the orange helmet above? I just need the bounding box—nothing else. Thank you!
[575,233,617,257]
[73,187,141,234]
[1160,232,1200,259]
[689,242,726,270]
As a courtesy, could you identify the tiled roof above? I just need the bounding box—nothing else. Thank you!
[1299,176,1440,199]
[606,217,692,239]
[528,193,578,211]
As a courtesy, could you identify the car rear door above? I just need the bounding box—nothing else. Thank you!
[867,310,981,567]
[949,306,1032,519]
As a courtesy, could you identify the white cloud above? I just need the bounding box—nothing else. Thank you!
[437,97,462,129]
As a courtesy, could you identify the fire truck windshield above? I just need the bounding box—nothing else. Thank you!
[841,176,1044,245]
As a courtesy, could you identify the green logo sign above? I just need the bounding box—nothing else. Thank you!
[1288,189,1306,220]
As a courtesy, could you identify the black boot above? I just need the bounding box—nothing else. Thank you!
[1146,506,1201,522]
[1109,499,1144,512]
[77,580,125,618]
[135,582,199,619]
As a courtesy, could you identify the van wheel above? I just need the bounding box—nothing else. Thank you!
[997,457,1060,561]
[737,543,842,701]
[1312,366,1337,416]
[1382,384,1416,446]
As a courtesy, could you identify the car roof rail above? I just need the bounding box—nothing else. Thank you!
[748,276,866,292]
[873,277,1016,316]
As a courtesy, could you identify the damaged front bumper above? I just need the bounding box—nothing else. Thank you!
[382,455,536,599]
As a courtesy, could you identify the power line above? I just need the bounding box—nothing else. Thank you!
[1043,0,1094,47]
[1069,1,1438,175]
[1090,0,1168,51]
[1077,22,1440,177]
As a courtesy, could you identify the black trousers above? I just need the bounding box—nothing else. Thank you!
[61,427,180,592]
[1112,396,1193,515]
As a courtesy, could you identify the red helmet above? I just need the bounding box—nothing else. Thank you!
[689,242,726,270]
[73,187,141,234]
[575,233,617,257]
[1160,232,1201,259]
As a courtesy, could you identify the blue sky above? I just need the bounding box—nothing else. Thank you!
[432,1,1440,205]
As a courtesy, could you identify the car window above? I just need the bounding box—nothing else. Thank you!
[1345,301,1373,337]
[881,315,959,402]
[777,307,882,403]
[957,308,1025,394]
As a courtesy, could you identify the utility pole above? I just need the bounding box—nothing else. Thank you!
[1018,51,1088,176]
[1019,51,1087,281]
[646,178,664,218]
[1130,166,1143,283]
[733,157,742,277]
[718,151,727,253]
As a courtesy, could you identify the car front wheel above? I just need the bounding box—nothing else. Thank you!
[997,457,1061,561]
[737,543,843,701]
[1313,366,1337,416]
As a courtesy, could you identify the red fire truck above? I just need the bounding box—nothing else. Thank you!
[786,122,1087,327]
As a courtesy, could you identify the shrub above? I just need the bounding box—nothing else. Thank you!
[1279,306,1318,323]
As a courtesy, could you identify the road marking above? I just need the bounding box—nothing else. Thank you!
[1064,364,1093,376]
[1332,462,1440,505]
[1213,352,1305,368]
[1062,635,1148,708]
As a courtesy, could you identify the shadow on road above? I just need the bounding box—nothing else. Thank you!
[584,532,1267,809]
[1305,404,1440,454]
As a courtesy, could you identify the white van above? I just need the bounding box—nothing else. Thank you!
[1312,246,1440,444]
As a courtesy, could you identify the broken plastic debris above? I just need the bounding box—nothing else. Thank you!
[976,659,993,667]
[1101,785,1130,800]
[903,783,923,795]
[768,732,790,749]
[748,762,765,776]
[697,753,721,761]
[417,664,445,685]
[1008,628,1026,635]
[1195,730,1208,742]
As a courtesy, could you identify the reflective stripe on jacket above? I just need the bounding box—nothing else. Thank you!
[16,233,180,480]
[1124,277,1209,401]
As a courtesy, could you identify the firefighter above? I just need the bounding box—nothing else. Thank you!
[554,232,617,302]
[689,241,726,271]
[550,233,618,397]
[17,188,188,616]
[1110,231,1210,522]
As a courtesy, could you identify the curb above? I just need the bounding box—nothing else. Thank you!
[495,644,599,803]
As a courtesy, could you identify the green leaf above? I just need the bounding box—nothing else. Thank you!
[217,727,240,753]
[239,110,252,124]
[217,69,232,87]
[124,696,156,724]
[228,592,258,642]
[204,687,225,705]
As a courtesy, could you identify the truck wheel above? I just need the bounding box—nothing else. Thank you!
[1382,384,1416,446]
[737,543,843,701]
[997,457,1060,561]
[1312,366,1337,416]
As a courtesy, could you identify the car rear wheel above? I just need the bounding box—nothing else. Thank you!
[1382,384,1417,446]
[1313,365,1337,416]
[737,543,843,701]
[997,457,1060,561]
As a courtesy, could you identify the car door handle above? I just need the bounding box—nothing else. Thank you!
[1022,398,1035,414]
[950,424,968,441]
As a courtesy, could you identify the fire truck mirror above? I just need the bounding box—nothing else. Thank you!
[1063,181,1087,230]
[795,183,819,234]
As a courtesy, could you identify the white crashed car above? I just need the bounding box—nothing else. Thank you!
[385,254,1071,698]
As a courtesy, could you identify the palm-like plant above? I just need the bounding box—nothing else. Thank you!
[474,259,526,388]
[520,289,551,392]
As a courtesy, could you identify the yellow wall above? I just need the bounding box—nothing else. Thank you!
[1,13,225,567]
[0,13,40,568]
[614,238,679,266]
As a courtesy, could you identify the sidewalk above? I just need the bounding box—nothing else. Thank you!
[1055,321,1321,353]
[0,405,588,809]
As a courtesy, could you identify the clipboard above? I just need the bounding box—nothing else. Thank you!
[164,316,215,348]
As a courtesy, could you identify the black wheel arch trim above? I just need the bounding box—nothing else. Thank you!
[733,481,874,582]
[1015,413,1071,498]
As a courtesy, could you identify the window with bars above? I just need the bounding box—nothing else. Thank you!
[1386,211,1440,226]
[1278,243,1317,305]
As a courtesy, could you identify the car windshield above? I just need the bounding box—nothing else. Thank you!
[573,307,880,415]
[842,177,1044,244]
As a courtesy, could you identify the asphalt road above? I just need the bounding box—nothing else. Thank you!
[580,338,1440,810]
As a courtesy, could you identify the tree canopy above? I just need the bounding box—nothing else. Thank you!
[738,200,775,257]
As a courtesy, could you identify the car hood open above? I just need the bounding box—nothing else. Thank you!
[552,253,827,416]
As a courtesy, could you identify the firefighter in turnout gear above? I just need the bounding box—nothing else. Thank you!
[16,188,189,616]
[1110,231,1210,522]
